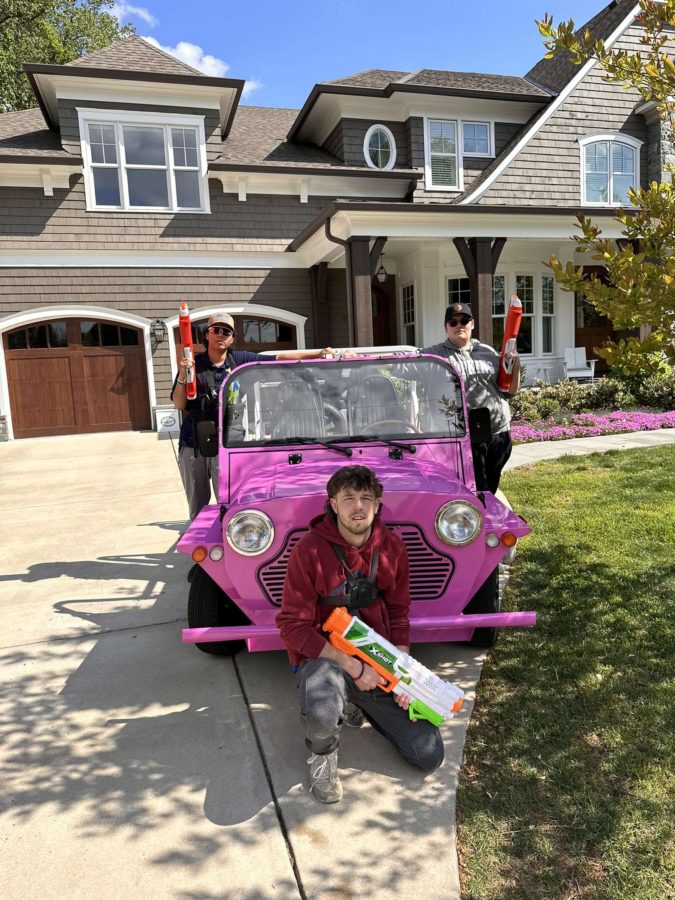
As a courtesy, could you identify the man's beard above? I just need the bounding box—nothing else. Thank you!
[338,513,372,536]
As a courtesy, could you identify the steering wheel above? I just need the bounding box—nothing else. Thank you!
[359,419,422,435]
[323,403,348,436]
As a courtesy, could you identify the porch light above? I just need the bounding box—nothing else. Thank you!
[375,253,388,283]
[151,318,166,342]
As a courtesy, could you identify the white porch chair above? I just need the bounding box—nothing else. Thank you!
[564,347,597,382]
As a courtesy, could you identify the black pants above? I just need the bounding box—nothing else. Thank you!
[471,430,513,494]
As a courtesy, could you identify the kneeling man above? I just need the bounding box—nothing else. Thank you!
[276,465,444,803]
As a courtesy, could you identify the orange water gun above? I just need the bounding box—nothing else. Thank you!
[496,295,523,391]
[178,302,197,400]
[323,607,463,725]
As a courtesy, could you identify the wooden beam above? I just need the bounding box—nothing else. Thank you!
[453,237,507,346]
[369,237,387,277]
[348,237,374,346]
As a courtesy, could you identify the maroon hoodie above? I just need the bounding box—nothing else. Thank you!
[276,513,410,666]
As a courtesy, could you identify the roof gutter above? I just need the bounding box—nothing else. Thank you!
[287,81,550,141]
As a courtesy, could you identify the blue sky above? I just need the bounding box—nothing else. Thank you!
[111,1,603,108]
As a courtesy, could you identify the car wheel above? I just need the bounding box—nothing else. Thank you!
[187,567,250,656]
[464,567,500,648]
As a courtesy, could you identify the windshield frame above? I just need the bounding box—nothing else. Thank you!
[220,354,466,449]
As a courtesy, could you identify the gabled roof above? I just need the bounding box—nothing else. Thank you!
[23,37,244,137]
[525,0,638,94]
[66,35,204,77]
[460,0,640,204]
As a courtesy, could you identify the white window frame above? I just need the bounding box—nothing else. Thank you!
[541,274,555,356]
[447,275,471,307]
[425,117,462,191]
[514,273,536,358]
[77,108,210,213]
[578,133,642,207]
[461,120,494,158]
[363,123,397,171]
[401,281,416,345]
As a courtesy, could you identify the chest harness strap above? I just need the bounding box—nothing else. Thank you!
[319,543,381,614]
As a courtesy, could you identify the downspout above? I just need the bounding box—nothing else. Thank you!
[324,218,355,345]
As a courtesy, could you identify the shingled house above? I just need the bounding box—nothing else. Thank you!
[0,0,667,439]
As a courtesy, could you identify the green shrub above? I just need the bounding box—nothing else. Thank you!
[584,378,636,410]
[628,374,675,410]
[510,377,638,419]
[537,397,561,419]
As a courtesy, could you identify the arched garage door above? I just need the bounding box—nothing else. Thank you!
[4,318,151,439]
[173,314,297,356]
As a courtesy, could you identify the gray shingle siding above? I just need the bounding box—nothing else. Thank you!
[58,99,222,159]
[0,266,317,401]
[412,119,524,200]
[479,27,648,205]
[0,181,331,251]
[338,118,410,169]
[323,121,344,161]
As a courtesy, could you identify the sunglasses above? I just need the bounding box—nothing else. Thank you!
[448,317,472,328]
[209,326,234,336]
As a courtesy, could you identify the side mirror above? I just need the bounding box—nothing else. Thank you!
[196,420,218,457]
[468,407,492,444]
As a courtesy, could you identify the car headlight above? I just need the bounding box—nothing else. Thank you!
[435,501,482,546]
[226,510,274,555]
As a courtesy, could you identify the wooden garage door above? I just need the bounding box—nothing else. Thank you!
[4,318,151,439]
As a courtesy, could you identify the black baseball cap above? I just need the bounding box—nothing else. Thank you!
[445,302,473,323]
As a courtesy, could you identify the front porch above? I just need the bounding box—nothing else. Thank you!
[293,201,627,384]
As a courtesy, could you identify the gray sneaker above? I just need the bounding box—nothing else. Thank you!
[343,703,366,728]
[307,750,342,803]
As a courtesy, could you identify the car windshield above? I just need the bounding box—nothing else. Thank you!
[222,356,465,447]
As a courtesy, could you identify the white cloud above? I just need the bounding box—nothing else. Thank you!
[142,36,230,77]
[110,2,158,27]
[242,79,263,99]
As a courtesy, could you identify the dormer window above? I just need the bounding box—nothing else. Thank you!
[364,124,397,170]
[78,109,210,213]
[579,134,641,206]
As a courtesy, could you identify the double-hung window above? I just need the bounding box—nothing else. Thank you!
[491,275,506,350]
[515,275,534,355]
[579,134,641,206]
[426,119,459,189]
[541,275,555,354]
[79,110,209,213]
[402,283,416,345]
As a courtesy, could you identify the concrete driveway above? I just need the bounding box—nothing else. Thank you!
[0,432,485,899]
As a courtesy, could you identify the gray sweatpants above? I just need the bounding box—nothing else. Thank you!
[296,657,444,772]
[178,445,219,520]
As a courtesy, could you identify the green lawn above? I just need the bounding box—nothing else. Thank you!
[457,446,675,900]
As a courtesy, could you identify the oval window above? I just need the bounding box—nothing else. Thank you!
[364,125,397,171]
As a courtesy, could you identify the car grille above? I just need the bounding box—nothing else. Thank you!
[257,522,454,607]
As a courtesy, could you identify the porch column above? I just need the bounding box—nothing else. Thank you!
[347,237,374,346]
[453,237,506,346]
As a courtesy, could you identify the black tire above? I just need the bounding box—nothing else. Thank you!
[187,567,250,656]
[464,566,500,648]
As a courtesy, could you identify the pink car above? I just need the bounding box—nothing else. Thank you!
[178,351,535,655]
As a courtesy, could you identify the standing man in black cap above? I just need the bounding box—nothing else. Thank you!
[172,310,332,519]
[423,302,520,493]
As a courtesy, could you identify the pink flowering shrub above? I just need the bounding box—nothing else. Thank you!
[511,410,675,444]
